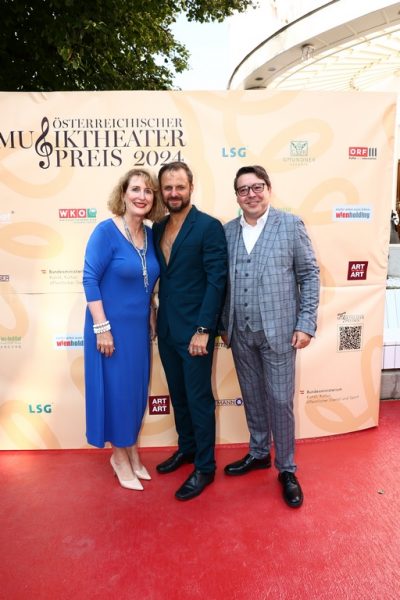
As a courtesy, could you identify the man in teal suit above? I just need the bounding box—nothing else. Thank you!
[153,161,227,501]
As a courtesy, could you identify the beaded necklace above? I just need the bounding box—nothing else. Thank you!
[122,216,149,292]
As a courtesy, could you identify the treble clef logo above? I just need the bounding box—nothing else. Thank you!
[35,117,53,169]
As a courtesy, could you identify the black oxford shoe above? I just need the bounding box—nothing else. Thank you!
[224,453,271,476]
[175,469,215,501]
[156,450,195,474]
[278,471,303,508]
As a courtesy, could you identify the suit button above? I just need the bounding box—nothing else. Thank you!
[244,289,248,292]
[245,273,249,277]
[244,303,248,307]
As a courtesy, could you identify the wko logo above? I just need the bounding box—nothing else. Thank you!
[348,147,377,159]
[59,208,97,220]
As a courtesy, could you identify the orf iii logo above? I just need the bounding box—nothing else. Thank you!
[221,147,247,158]
[348,147,377,159]
[29,404,52,413]
[347,261,368,280]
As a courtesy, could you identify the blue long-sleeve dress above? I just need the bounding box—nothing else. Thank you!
[83,219,160,448]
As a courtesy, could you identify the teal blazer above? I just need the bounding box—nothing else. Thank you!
[153,205,227,345]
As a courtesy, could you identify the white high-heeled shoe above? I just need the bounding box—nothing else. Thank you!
[110,456,143,491]
[132,465,151,481]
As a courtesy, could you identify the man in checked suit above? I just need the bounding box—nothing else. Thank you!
[153,161,227,501]
[220,165,319,508]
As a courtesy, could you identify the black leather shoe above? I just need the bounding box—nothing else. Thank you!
[278,471,303,508]
[175,469,215,501]
[224,453,271,476]
[156,450,195,474]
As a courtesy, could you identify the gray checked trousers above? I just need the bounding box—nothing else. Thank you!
[230,328,297,473]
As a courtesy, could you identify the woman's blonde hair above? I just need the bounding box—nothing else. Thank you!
[108,168,166,222]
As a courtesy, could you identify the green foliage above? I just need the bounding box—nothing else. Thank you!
[0,0,255,91]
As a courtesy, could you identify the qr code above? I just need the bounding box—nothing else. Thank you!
[338,325,362,351]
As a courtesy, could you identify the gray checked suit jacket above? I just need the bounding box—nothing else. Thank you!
[221,206,320,354]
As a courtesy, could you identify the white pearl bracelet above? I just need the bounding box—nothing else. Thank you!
[93,320,111,334]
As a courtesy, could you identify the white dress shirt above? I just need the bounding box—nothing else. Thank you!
[240,206,270,254]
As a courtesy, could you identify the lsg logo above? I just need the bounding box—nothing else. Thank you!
[221,147,247,158]
[28,404,52,413]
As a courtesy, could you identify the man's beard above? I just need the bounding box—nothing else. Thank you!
[163,196,191,213]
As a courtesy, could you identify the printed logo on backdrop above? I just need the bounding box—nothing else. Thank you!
[0,212,13,223]
[302,386,360,406]
[336,312,364,352]
[333,206,372,221]
[0,116,186,170]
[0,336,22,349]
[216,398,243,407]
[215,336,227,349]
[42,269,83,287]
[59,208,97,222]
[28,403,53,414]
[347,261,368,280]
[348,146,377,160]
[283,140,316,165]
[221,146,247,158]
[149,395,170,415]
[0,275,10,282]
[54,335,84,349]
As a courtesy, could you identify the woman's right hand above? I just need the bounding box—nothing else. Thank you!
[96,331,115,357]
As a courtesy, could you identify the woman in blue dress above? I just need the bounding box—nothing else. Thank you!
[83,168,164,490]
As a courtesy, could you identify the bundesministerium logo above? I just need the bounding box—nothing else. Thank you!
[0,115,186,170]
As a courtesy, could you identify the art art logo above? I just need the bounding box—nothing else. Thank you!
[333,206,372,221]
[347,261,368,280]
[59,208,97,221]
[283,140,315,165]
[348,146,377,159]
[0,275,10,282]
[29,403,53,414]
[149,395,170,414]
[55,335,84,348]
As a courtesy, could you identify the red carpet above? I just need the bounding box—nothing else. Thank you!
[1,401,400,600]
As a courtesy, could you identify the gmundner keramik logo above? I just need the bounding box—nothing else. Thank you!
[283,140,316,165]
[0,115,186,169]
